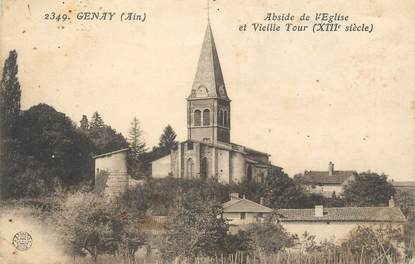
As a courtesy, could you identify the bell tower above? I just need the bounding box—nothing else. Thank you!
[187,23,231,144]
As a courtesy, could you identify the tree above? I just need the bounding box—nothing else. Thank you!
[244,221,295,254]
[161,201,229,261]
[264,171,308,209]
[229,180,265,203]
[126,117,147,178]
[87,112,128,154]
[89,112,104,130]
[395,189,415,217]
[80,115,89,132]
[52,192,145,262]
[158,124,178,151]
[128,117,146,158]
[343,172,395,207]
[403,212,415,258]
[341,225,403,262]
[0,50,21,136]
[13,104,95,188]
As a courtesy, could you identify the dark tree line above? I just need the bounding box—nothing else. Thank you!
[0,50,179,198]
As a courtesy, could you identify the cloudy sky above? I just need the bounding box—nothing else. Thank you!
[1,0,414,180]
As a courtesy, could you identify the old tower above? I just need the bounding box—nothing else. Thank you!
[187,23,231,144]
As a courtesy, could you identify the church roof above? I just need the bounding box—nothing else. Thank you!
[189,23,229,100]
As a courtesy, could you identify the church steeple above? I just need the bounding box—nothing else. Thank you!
[189,23,229,100]
[187,23,231,144]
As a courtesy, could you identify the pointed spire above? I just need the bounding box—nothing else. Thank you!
[189,23,229,100]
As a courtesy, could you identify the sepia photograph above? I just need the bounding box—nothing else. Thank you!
[0,0,414,263]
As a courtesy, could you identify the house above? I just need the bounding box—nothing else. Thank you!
[222,195,406,244]
[390,180,415,194]
[294,162,356,197]
[93,148,142,197]
[276,199,406,243]
[222,193,273,230]
[150,22,282,184]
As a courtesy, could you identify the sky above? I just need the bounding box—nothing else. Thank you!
[1,0,414,180]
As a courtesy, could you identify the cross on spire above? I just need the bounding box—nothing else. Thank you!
[207,0,210,22]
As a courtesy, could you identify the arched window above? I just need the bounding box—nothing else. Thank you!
[186,158,194,179]
[224,110,228,127]
[218,110,223,126]
[257,172,265,184]
[201,157,208,180]
[194,110,201,126]
[203,109,210,126]
[247,165,253,182]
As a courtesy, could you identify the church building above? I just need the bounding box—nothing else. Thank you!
[151,23,281,184]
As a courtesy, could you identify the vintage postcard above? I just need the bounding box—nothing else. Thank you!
[0,0,414,263]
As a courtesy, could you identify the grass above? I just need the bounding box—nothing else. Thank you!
[66,250,407,264]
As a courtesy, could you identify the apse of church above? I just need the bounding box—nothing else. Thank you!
[151,23,281,184]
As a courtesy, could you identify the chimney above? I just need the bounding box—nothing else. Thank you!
[389,196,395,208]
[315,205,324,217]
[230,193,239,200]
[328,162,334,176]
[260,197,264,205]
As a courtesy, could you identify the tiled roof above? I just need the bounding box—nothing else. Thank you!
[222,198,273,213]
[391,181,415,188]
[276,207,406,223]
[297,171,356,184]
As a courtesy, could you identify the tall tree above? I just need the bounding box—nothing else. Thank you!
[126,117,147,178]
[0,50,21,136]
[158,124,178,151]
[89,112,104,130]
[161,201,229,261]
[87,112,128,154]
[80,115,89,132]
[264,171,307,209]
[128,117,146,158]
[343,172,395,207]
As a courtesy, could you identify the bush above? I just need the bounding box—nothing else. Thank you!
[341,225,404,263]
[161,201,229,261]
[50,192,145,261]
[126,178,230,216]
[244,222,296,254]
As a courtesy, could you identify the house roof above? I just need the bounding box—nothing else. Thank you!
[92,148,129,159]
[390,181,415,188]
[222,198,273,213]
[276,207,406,223]
[297,170,356,185]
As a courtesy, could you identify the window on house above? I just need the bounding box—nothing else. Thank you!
[194,110,201,126]
[203,109,210,126]
[240,212,246,220]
